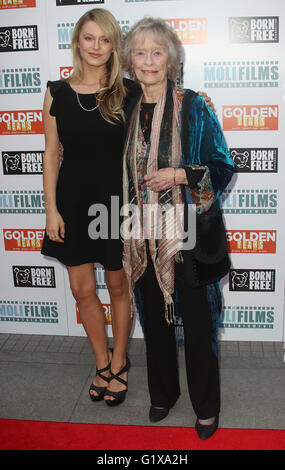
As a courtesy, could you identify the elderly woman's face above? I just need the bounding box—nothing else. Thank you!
[131,33,169,90]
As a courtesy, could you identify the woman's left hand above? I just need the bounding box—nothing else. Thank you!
[198,91,215,112]
[144,168,175,192]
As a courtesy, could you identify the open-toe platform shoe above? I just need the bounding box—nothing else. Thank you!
[89,349,113,402]
[104,355,130,407]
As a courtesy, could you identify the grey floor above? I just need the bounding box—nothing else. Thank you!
[0,333,285,430]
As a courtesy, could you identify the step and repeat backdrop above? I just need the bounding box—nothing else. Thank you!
[0,0,284,342]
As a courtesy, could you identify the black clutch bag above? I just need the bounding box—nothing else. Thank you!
[181,195,231,288]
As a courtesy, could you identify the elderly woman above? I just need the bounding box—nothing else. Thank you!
[122,18,234,439]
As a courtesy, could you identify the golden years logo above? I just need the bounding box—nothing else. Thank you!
[59,67,73,80]
[3,229,44,251]
[0,0,36,9]
[165,18,207,44]
[0,110,43,135]
[223,105,278,131]
[227,230,276,254]
[76,302,111,325]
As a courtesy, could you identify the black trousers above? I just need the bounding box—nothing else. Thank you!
[140,251,221,420]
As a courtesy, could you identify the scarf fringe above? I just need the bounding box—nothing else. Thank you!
[165,300,176,325]
[174,250,183,263]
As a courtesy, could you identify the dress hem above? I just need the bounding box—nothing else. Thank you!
[41,252,123,271]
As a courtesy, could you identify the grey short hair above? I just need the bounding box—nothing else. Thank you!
[123,17,183,81]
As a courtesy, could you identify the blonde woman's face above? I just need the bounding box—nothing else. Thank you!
[131,33,169,89]
[78,21,113,69]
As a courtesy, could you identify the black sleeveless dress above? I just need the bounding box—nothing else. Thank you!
[41,79,139,269]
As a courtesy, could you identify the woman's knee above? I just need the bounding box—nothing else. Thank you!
[70,280,96,303]
[67,265,96,303]
[106,270,128,299]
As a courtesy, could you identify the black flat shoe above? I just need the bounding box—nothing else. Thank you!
[195,416,219,440]
[89,349,113,402]
[104,355,130,407]
[149,406,169,423]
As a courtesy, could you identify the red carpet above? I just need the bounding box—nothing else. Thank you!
[0,419,284,450]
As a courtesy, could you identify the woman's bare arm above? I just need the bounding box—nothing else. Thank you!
[42,88,65,242]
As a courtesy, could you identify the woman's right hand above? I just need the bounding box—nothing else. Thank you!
[45,208,65,243]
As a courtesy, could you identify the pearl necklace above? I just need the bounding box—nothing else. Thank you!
[76,91,98,112]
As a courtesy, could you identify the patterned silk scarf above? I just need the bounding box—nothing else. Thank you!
[122,82,184,323]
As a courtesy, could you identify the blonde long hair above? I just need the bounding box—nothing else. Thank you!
[70,8,126,124]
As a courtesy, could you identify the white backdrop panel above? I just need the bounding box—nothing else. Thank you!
[0,0,284,342]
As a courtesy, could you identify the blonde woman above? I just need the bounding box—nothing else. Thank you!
[41,9,138,406]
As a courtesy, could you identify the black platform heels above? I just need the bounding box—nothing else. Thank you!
[104,355,130,407]
[89,349,113,402]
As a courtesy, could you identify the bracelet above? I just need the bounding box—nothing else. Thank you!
[173,168,177,185]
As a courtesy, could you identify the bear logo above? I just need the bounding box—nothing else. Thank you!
[0,30,12,48]
[230,19,250,40]
[13,267,31,286]
[231,150,250,169]
[231,271,248,289]
[3,154,21,172]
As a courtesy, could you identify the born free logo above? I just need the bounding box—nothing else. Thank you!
[0,26,38,52]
